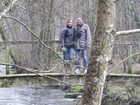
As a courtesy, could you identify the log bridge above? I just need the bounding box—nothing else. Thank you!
[0,73,139,87]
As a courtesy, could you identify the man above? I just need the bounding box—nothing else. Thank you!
[60,19,75,72]
[74,18,91,74]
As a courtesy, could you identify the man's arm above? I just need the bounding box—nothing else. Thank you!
[86,25,91,48]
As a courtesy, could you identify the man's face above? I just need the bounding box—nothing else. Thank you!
[77,18,83,25]
[67,20,73,27]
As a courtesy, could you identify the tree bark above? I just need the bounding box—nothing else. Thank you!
[82,0,116,105]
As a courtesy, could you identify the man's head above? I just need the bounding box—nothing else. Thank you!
[67,19,73,28]
[76,17,83,26]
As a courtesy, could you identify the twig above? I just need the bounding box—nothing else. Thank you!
[49,62,61,71]
[110,51,140,73]
[0,0,17,19]
[76,98,82,105]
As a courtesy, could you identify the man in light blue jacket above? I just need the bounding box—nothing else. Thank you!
[74,18,91,74]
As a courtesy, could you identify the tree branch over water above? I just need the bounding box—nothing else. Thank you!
[0,62,70,85]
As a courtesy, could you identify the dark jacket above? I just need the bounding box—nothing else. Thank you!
[60,26,75,47]
[74,24,91,49]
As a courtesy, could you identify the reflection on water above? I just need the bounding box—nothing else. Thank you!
[0,87,75,105]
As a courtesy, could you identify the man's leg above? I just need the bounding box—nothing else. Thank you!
[63,48,69,72]
[69,47,74,63]
[75,49,81,74]
[67,47,74,72]
[63,48,68,60]
[82,49,89,73]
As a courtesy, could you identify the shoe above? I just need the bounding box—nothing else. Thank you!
[75,69,80,74]
[83,69,87,74]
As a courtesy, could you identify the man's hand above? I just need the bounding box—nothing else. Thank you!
[62,47,67,52]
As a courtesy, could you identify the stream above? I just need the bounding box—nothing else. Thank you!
[0,86,76,105]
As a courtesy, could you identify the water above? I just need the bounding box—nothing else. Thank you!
[0,86,76,105]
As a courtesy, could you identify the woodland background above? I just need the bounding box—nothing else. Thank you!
[0,0,140,74]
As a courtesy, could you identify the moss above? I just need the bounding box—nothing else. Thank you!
[71,85,84,93]
[120,94,129,101]
[115,85,126,92]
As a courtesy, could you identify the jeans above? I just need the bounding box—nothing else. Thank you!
[75,49,89,69]
[63,47,74,63]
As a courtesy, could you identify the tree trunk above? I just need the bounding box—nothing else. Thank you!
[82,0,116,105]
[46,0,54,68]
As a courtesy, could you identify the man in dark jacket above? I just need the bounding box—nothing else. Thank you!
[74,18,91,74]
[60,19,75,63]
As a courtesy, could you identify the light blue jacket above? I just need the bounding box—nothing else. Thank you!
[74,24,91,49]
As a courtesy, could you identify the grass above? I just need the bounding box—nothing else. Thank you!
[71,85,84,93]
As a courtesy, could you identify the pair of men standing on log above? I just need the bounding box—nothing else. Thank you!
[60,18,91,74]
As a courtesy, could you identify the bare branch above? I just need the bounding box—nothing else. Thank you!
[3,16,83,70]
[4,16,64,61]
[0,0,17,19]
[116,29,140,36]
[0,62,69,85]
[110,51,140,73]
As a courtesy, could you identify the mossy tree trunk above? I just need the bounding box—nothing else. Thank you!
[82,0,116,105]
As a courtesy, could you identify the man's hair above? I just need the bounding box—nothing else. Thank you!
[76,17,83,23]
[77,17,82,20]
[67,19,73,24]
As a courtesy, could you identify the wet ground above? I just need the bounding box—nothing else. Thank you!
[0,86,76,105]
